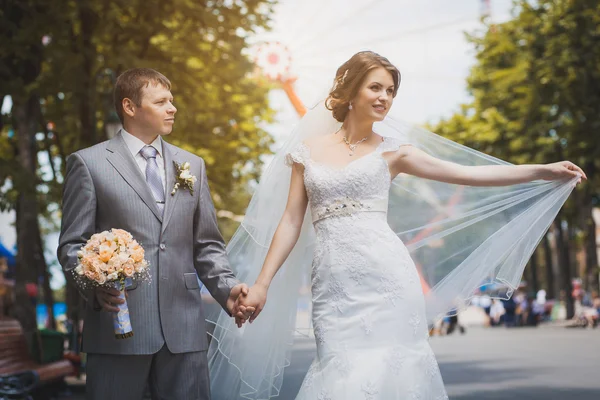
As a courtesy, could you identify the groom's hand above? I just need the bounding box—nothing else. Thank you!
[227,284,254,325]
[94,287,124,313]
[232,293,257,328]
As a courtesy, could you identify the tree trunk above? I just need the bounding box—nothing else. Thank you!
[60,1,99,335]
[65,283,85,353]
[554,218,574,319]
[76,2,98,147]
[52,127,68,177]
[567,217,579,280]
[35,100,57,183]
[529,249,540,294]
[12,94,41,333]
[36,223,55,330]
[543,233,556,299]
[41,268,56,329]
[582,187,599,294]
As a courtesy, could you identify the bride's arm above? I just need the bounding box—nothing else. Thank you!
[386,146,586,186]
[238,162,309,323]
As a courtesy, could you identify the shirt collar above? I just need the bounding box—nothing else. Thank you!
[120,128,163,159]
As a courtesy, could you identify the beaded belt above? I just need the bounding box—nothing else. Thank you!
[311,197,388,223]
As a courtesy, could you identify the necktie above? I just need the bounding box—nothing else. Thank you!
[139,146,165,215]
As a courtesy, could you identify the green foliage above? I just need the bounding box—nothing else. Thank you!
[1,0,276,225]
[427,0,600,295]
[432,0,600,185]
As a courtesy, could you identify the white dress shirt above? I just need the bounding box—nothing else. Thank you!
[120,128,166,191]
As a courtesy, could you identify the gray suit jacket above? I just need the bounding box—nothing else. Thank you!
[57,132,238,355]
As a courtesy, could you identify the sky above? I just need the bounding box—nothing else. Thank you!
[0,0,515,289]
[257,0,514,140]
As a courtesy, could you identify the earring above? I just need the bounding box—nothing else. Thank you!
[348,103,353,110]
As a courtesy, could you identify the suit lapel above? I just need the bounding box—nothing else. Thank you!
[161,141,180,234]
[106,133,163,223]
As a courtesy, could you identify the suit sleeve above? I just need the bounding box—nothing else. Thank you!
[57,153,97,303]
[193,160,240,315]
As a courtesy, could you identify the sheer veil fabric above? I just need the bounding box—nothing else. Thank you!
[206,102,578,399]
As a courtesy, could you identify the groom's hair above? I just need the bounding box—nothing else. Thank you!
[114,68,172,123]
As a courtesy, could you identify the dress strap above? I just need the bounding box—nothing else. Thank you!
[378,136,412,153]
[284,142,310,167]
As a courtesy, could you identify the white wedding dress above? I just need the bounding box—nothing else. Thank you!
[285,137,448,400]
[208,105,576,400]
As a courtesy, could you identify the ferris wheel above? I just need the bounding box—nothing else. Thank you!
[250,0,507,120]
[253,41,306,116]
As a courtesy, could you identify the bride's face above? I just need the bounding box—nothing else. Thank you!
[351,67,395,122]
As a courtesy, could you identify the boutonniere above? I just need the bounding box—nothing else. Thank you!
[171,161,197,196]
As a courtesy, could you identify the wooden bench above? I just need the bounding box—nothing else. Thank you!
[0,319,74,397]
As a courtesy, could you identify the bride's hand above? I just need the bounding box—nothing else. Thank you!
[236,284,268,325]
[228,284,256,327]
[541,161,586,183]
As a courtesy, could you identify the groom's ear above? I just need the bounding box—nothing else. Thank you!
[122,98,137,118]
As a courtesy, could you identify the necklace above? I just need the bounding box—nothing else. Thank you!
[342,135,369,156]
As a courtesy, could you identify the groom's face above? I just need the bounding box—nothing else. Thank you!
[135,83,177,136]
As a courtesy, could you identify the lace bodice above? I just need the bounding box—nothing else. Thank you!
[285,137,410,222]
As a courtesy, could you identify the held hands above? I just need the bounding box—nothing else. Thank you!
[231,284,268,328]
[542,161,587,184]
[227,283,254,326]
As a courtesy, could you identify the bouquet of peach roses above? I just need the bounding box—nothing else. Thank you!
[73,228,150,339]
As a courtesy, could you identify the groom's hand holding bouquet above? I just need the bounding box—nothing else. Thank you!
[73,228,150,339]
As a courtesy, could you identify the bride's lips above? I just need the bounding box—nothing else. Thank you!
[165,118,175,123]
[373,104,386,113]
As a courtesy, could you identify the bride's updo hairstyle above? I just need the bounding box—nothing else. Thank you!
[326,51,401,122]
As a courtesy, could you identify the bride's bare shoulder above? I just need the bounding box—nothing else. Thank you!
[304,134,337,149]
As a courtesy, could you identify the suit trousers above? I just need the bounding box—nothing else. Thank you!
[86,345,210,400]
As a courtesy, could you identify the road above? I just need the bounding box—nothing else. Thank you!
[65,326,600,399]
[278,326,600,400]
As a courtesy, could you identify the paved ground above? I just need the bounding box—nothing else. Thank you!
[63,326,600,399]
[279,326,600,400]
[429,326,599,400]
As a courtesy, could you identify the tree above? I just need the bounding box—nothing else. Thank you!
[0,0,69,332]
[39,0,276,207]
[1,0,276,332]
[431,0,600,317]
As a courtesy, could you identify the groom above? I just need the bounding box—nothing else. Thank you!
[58,68,251,399]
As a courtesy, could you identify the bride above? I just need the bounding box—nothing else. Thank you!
[207,51,585,399]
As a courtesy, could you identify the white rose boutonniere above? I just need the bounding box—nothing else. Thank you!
[171,161,197,196]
